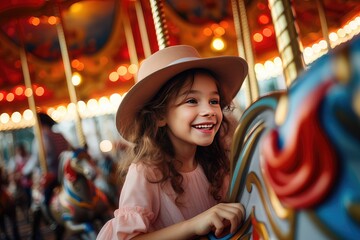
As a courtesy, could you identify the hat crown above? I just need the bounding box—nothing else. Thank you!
[137,45,200,83]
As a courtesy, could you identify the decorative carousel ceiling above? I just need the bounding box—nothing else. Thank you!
[0,0,359,115]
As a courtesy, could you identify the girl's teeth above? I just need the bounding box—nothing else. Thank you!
[195,124,213,129]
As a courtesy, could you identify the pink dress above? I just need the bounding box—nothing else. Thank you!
[97,163,229,239]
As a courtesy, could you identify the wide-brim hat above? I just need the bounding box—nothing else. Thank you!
[116,45,248,139]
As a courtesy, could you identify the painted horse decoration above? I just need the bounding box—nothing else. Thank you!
[207,35,360,239]
[49,148,112,240]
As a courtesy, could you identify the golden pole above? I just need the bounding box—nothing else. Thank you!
[316,0,331,50]
[135,0,152,57]
[233,0,259,103]
[54,4,85,147]
[268,0,305,85]
[122,5,139,67]
[149,0,170,50]
[18,33,47,173]
[231,0,253,107]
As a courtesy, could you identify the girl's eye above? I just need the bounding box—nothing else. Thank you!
[185,98,197,104]
[210,99,220,105]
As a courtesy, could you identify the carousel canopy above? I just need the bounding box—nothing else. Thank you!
[0,0,359,125]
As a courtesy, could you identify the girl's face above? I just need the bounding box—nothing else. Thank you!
[161,72,223,151]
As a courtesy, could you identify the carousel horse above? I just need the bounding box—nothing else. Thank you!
[49,148,112,240]
[207,35,360,239]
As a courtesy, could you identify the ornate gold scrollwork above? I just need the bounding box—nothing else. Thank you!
[246,172,295,240]
[229,120,265,202]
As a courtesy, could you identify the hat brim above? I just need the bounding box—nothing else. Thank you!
[116,56,248,138]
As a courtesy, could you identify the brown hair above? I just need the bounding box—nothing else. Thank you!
[118,69,231,202]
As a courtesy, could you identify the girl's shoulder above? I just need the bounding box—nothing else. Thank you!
[129,162,163,182]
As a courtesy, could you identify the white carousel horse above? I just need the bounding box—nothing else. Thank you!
[49,148,112,240]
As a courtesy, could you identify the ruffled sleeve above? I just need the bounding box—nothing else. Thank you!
[97,163,161,240]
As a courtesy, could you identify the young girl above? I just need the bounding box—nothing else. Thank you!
[97,45,248,239]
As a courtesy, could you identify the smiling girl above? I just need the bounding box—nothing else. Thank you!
[97,45,248,240]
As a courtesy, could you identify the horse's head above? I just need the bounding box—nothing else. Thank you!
[62,148,97,183]
[225,35,360,240]
[259,35,360,239]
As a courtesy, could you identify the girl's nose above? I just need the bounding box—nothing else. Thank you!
[202,112,216,117]
[200,106,217,117]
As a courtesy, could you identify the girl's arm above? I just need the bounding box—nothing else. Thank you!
[133,202,245,240]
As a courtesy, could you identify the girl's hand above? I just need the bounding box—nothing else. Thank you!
[187,203,245,237]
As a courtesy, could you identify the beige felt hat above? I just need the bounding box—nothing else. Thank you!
[116,45,248,139]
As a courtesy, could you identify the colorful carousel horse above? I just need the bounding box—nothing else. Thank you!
[49,148,112,240]
[208,36,360,239]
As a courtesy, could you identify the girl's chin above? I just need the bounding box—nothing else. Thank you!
[196,140,215,147]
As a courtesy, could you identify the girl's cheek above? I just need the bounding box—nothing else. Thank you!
[218,112,223,123]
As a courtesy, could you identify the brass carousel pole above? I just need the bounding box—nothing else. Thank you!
[135,0,152,57]
[233,0,260,103]
[122,5,139,67]
[231,0,254,107]
[268,0,305,86]
[316,0,331,50]
[149,0,170,50]
[17,22,47,173]
[53,3,86,147]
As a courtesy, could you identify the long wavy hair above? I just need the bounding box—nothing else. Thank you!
[118,69,232,202]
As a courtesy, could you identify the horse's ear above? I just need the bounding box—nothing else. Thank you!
[64,160,77,182]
